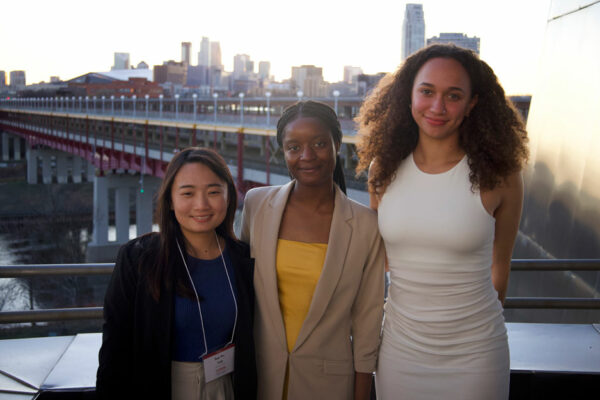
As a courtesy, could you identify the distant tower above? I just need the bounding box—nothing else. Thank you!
[343,66,363,84]
[9,70,26,88]
[0,71,6,88]
[113,52,130,70]
[427,33,480,54]
[210,41,222,68]
[181,42,192,66]
[233,54,251,79]
[291,65,324,97]
[258,61,270,80]
[402,4,425,60]
[198,37,210,67]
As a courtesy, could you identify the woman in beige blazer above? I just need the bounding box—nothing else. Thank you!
[241,101,385,400]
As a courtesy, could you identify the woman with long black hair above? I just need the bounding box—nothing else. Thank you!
[97,147,256,400]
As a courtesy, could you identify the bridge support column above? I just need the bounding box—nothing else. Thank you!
[56,154,68,184]
[87,162,95,182]
[41,152,53,184]
[86,174,160,262]
[136,188,153,236]
[26,148,38,184]
[115,186,130,243]
[13,137,21,161]
[2,133,9,161]
[90,175,110,251]
[72,156,83,183]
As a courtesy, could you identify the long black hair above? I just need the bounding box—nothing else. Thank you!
[145,147,238,301]
[276,100,347,194]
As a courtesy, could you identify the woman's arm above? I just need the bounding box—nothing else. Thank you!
[350,223,386,399]
[96,242,139,398]
[491,171,524,304]
[368,160,380,212]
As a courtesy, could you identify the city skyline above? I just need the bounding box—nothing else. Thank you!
[1,0,551,95]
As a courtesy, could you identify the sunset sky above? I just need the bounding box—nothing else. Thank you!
[1,0,551,95]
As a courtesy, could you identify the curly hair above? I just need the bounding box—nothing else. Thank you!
[356,44,528,194]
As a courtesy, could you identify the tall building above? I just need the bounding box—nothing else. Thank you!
[233,54,251,79]
[357,73,386,96]
[198,37,210,66]
[9,70,26,88]
[113,52,130,70]
[181,42,192,66]
[187,65,209,87]
[246,60,255,74]
[210,41,222,68]
[427,33,481,54]
[343,66,363,84]
[0,71,6,88]
[153,61,187,85]
[291,65,325,97]
[258,61,270,80]
[402,4,425,60]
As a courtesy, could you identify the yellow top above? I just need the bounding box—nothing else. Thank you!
[276,239,328,353]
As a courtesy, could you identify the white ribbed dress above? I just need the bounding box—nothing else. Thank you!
[375,154,509,400]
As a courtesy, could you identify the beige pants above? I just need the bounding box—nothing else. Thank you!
[171,361,234,400]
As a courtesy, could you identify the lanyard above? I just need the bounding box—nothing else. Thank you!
[176,233,238,359]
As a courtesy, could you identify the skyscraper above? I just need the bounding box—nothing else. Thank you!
[181,42,192,66]
[402,4,425,60]
[9,71,26,88]
[113,53,130,70]
[258,61,270,80]
[153,61,186,85]
[199,37,210,67]
[427,33,480,54]
[343,66,363,84]
[210,41,222,68]
[0,71,6,88]
[233,54,251,79]
[291,65,325,97]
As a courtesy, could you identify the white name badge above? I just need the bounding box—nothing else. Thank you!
[202,344,235,383]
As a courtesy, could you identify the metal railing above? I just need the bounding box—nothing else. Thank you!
[1,259,599,323]
[504,259,600,309]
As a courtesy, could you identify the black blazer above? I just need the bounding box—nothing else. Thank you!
[96,232,256,399]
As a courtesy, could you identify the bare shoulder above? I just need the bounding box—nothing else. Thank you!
[496,170,524,201]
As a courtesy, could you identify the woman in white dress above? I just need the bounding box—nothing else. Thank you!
[356,44,529,399]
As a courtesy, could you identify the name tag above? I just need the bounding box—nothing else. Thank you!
[202,344,235,383]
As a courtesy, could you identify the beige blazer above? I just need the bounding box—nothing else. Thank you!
[241,181,385,400]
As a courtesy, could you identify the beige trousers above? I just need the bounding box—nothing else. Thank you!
[171,361,234,400]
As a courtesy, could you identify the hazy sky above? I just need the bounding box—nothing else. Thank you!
[1,0,551,95]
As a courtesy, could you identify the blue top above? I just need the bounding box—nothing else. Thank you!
[172,248,238,362]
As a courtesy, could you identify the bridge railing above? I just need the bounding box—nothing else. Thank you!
[0,96,362,128]
[0,259,599,324]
